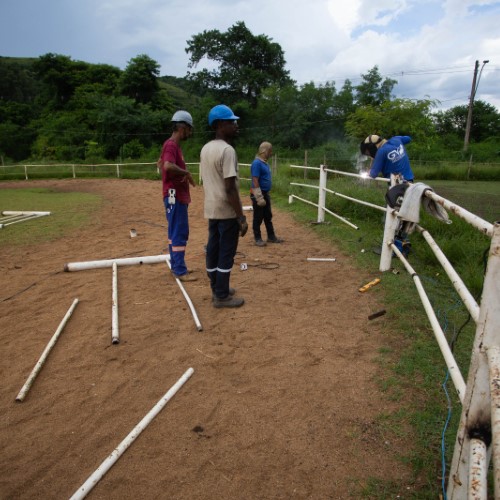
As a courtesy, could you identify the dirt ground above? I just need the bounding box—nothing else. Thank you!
[0,179,415,499]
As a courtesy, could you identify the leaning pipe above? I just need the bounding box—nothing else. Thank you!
[69,367,194,500]
[391,243,466,403]
[15,298,79,402]
[165,257,203,332]
[64,254,168,272]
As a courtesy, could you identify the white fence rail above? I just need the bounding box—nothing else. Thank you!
[289,164,499,499]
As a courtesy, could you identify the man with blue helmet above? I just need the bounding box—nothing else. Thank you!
[200,104,247,308]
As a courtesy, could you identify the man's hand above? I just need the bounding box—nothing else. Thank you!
[253,187,266,207]
[238,215,248,237]
[186,171,196,186]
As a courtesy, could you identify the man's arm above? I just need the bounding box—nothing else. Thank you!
[163,161,195,186]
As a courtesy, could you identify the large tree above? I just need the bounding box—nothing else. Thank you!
[355,66,397,107]
[119,54,161,106]
[185,21,292,107]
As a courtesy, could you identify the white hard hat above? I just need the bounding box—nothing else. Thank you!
[171,110,193,127]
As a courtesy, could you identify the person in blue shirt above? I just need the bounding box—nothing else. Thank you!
[360,134,414,182]
[250,142,283,246]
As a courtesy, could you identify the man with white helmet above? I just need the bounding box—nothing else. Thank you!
[200,104,247,308]
[158,110,197,282]
[360,134,414,182]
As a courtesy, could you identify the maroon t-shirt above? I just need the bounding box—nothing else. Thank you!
[160,139,191,204]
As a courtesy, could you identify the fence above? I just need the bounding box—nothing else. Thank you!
[289,164,499,499]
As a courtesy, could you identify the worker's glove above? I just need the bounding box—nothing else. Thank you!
[238,215,248,237]
[253,187,266,207]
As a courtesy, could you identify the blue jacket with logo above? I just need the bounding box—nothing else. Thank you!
[369,136,414,181]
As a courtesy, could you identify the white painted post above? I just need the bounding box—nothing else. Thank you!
[72,164,76,178]
[469,438,488,498]
[24,165,28,180]
[487,346,500,493]
[116,164,120,178]
[379,174,399,272]
[317,164,327,223]
[448,223,500,498]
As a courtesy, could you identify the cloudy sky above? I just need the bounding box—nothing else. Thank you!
[1,0,499,111]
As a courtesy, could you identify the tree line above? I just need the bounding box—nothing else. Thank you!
[1,21,499,164]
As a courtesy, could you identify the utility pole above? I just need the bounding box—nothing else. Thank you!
[463,59,489,151]
[463,60,479,152]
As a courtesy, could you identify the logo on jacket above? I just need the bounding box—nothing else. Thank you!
[388,144,406,163]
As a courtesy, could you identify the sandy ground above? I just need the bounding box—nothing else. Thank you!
[0,179,415,499]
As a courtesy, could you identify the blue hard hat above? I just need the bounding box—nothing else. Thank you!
[208,104,239,126]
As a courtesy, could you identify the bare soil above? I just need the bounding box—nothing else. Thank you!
[0,179,414,499]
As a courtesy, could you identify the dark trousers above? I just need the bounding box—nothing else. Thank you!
[206,218,240,299]
[250,191,275,241]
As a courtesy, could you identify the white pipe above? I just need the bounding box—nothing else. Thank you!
[165,257,203,332]
[424,190,494,237]
[15,298,79,402]
[290,164,321,171]
[391,243,466,402]
[324,167,390,184]
[487,346,500,495]
[289,194,358,230]
[69,367,194,500]
[307,258,336,262]
[64,254,168,272]
[1,214,46,228]
[469,438,488,499]
[111,262,119,345]
[317,165,327,223]
[290,182,387,213]
[1,211,51,216]
[416,224,480,323]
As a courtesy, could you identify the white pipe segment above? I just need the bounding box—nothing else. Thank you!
[487,346,500,493]
[15,298,79,402]
[424,190,494,237]
[165,256,203,332]
[307,258,336,262]
[416,224,480,323]
[1,211,51,216]
[69,367,194,500]
[64,254,168,272]
[289,194,358,230]
[111,262,119,345]
[469,438,488,498]
[391,243,466,403]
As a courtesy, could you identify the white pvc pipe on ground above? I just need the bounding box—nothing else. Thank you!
[111,262,119,345]
[15,298,79,402]
[307,258,336,262]
[165,257,203,332]
[1,211,51,216]
[69,367,194,500]
[391,243,466,402]
[64,255,168,272]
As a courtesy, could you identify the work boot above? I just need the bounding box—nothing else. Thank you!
[213,296,245,308]
[267,236,284,243]
[255,238,266,247]
[212,288,236,301]
[173,272,197,282]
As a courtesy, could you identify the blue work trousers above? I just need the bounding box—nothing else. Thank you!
[164,198,189,276]
[206,218,240,299]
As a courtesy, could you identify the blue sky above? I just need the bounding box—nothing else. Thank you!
[1,0,499,110]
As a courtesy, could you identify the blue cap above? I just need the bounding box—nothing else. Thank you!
[208,104,239,126]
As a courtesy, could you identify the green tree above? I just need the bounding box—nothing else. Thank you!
[355,66,397,106]
[119,54,160,105]
[186,21,292,107]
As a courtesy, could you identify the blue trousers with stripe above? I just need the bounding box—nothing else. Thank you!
[164,198,189,276]
[206,218,240,299]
